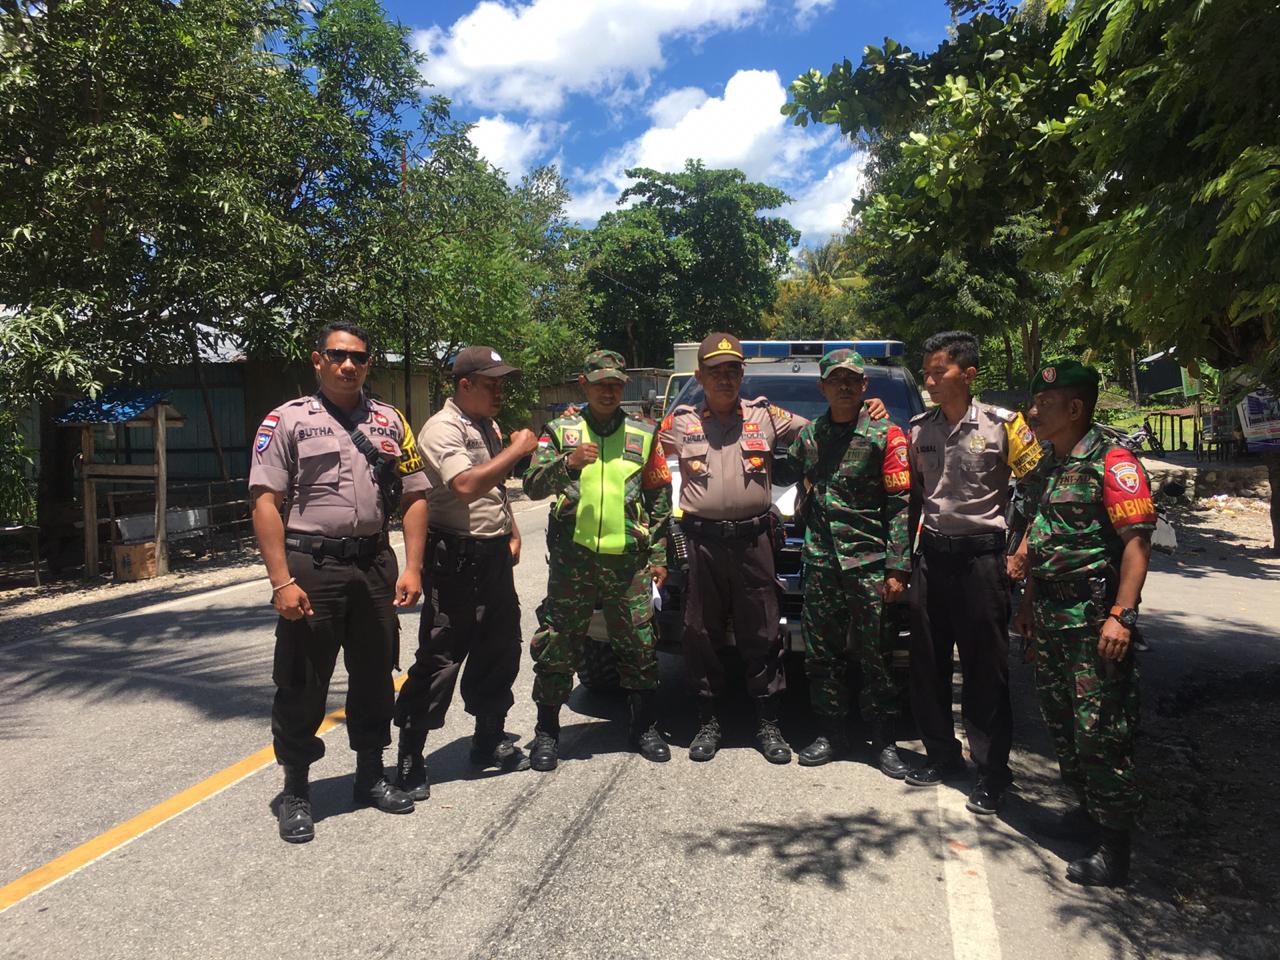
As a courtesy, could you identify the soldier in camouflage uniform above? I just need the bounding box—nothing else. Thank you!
[787,349,913,777]
[1015,359,1154,887]
[523,350,674,771]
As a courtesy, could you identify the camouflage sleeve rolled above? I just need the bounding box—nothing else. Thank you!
[882,424,912,573]
[522,429,572,501]
[641,438,673,567]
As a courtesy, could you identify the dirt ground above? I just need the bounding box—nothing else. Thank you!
[1133,494,1280,959]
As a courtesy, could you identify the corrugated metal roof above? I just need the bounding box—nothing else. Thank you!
[55,388,172,425]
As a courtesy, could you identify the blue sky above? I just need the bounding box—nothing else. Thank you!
[381,0,952,243]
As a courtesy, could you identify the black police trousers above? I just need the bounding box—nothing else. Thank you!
[271,545,399,768]
[681,525,785,703]
[908,546,1013,777]
[394,531,521,732]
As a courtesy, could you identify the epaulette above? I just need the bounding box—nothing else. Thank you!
[671,403,698,415]
[988,405,1017,423]
[910,407,940,424]
[743,395,770,407]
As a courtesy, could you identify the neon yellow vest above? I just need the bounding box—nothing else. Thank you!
[553,415,655,555]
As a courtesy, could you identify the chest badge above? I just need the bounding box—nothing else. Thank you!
[373,412,389,426]
[563,429,580,447]
[689,459,705,474]
[968,433,987,454]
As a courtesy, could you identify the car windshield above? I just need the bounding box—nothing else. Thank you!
[673,372,920,431]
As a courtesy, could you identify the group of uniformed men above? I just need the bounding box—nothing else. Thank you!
[250,323,1154,889]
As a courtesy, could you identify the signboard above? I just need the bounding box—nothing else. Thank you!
[1237,391,1280,452]
[1180,367,1202,399]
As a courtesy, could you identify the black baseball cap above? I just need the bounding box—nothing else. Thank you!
[452,345,519,379]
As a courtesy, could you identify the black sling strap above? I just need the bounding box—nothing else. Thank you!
[317,391,401,530]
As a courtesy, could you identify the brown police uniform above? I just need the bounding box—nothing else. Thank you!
[906,401,1042,781]
[394,397,522,733]
[250,392,427,768]
[659,377,807,707]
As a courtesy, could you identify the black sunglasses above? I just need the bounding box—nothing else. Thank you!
[322,348,370,366]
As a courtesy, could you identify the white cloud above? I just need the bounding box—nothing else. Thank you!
[466,115,556,181]
[793,0,836,23]
[779,151,867,239]
[567,69,838,227]
[416,0,766,116]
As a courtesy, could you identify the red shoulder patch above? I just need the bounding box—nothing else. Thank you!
[1102,448,1156,528]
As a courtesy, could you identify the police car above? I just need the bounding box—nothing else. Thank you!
[578,340,925,691]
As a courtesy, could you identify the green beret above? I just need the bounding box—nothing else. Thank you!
[819,348,866,380]
[582,349,629,383]
[1030,359,1099,394]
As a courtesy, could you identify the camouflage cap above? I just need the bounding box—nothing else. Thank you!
[582,349,629,383]
[819,348,866,380]
[1030,359,1100,394]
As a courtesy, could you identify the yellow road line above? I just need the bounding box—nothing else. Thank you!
[0,675,407,914]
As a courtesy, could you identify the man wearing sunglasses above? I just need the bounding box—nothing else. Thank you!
[392,346,539,797]
[250,321,429,843]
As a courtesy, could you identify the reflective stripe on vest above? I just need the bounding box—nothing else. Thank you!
[554,416,654,555]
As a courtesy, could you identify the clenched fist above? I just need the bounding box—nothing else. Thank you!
[567,442,600,470]
[508,428,538,456]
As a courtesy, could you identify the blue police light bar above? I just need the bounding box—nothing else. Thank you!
[738,340,905,360]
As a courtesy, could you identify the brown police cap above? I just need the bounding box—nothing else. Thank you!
[452,345,519,379]
[698,333,745,367]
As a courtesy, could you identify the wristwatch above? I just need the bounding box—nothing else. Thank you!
[1108,605,1139,629]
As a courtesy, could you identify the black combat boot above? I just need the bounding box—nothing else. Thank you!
[870,719,910,780]
[353,748,415,813]
[1067,827,1131,887]
[394,727,430,801]
[755,697,792,765]
[278,765,314,844]
[470,715,526,769]
[530,704,561,772]
[627,690,671,763]
[798,717,850,767]
[689,702,722,762]
[1032,804,1100,841]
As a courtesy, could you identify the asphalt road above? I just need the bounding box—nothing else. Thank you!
[1,502,1268,960]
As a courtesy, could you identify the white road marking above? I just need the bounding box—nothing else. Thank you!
[936,784,1004,960]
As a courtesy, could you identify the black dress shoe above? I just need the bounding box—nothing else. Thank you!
[529,731,559,772]
[394,750,430,801]
[689,718,722,762]
[1067,828,1131,887]
[277,792,314,843]
[755,719,792,765]
[798,736,840,767]
[354,775,415,814]
[965,774,1009,815]
[904,758,966,787]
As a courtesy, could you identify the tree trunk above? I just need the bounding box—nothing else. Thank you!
[1129,348,1141,406]
[1266,449,1280,555]
[1001,330,1015,391]
[402,329,413,427]
[190,327,229,483]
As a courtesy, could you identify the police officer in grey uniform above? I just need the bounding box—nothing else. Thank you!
[392,347,539,798]
[250,321,429,843]
[905,331,1043,815]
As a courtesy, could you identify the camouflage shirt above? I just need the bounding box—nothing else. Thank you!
[787,409,912,573]
[524,405,672,565]
[1026,425,1157,580]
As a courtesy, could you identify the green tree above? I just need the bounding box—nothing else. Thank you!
[582,161,799,366]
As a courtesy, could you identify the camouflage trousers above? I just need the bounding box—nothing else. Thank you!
[1032,593,1143,830]
[801,563,898,721]
[531,537,658,706]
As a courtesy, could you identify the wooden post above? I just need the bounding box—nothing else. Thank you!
[153,404,170,576]
[81,426,98,579]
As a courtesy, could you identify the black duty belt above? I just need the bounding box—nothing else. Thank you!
[921,529,1004,556]
[681,513,771,541]
[427,528,511,557]
[285,531,388,560]
[1032,576,1108,602]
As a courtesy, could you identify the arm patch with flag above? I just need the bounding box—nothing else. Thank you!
[881,425,911,493]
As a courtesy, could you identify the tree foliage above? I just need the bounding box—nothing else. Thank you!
[581,161,799,367]
[784,0,1280,386]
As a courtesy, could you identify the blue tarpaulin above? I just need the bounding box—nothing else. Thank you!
[55,388,172,425]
